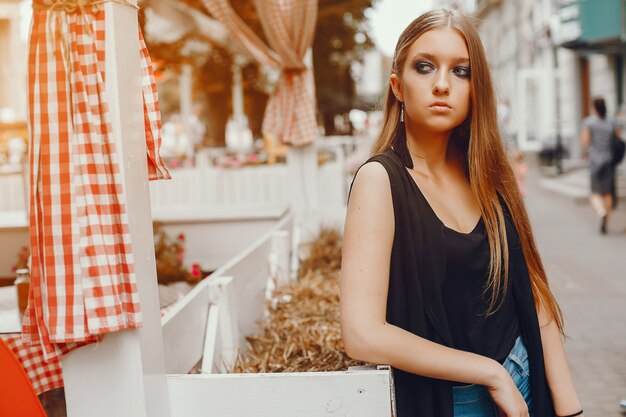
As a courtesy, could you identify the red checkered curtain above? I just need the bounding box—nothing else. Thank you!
[25,0,170,360]
[202,0,318,146]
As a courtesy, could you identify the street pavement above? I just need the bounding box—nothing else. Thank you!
[530,158,626,417]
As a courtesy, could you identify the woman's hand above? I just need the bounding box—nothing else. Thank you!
[486,367,529,417]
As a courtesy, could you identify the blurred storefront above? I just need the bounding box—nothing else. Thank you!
[555,0,626,117]
[475,0,626,162]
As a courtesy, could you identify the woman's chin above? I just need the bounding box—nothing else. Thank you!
[424,121,465,134]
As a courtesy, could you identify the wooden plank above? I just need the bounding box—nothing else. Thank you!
[204,276,239,373]
[201,304,220,374]
[167,368,394,417]
[151,203,288,223]
[209,212,293,342]
[270,230,290,286]
[161,280,211,374]
[156,205,288,272]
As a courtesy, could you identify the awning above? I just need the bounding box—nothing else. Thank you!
[556,0,626,53]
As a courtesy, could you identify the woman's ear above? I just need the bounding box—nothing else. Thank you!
[390,74,403,102]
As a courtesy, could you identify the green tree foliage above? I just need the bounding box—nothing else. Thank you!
[314,0,376,134]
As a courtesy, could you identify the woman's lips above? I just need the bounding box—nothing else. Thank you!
[429,104,452,113]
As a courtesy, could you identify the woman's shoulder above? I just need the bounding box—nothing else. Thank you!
[362,148,404,172]
[348,151,401,202]
[584,115,613,129]
[347,156,395,221]
[353,157,391,187]
[354,150,404,183]
[583,115,597,126]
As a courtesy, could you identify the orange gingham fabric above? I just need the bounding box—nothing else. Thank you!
[25,1,170,361]
[140,28,171,181]
[0,308,172,395]
[0,334,63,395]
[202,0,318,146]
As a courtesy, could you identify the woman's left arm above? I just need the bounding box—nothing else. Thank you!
[538,305,584,417]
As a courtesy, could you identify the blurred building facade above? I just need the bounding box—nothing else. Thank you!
[352,49,390,107]
[476,0,626,160]
[0,0,27,123]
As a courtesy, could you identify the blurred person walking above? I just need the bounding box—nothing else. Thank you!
[581,97,619,234]
[341,9,583,417]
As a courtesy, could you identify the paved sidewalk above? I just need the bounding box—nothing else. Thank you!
[526,157,626,417]
[538,161,626,203]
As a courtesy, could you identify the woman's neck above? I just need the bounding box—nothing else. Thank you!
[405,123,456,177]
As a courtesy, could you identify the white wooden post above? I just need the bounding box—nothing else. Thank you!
[232,55,245,126]
[60,4,171,417]
[287,145,319,242]
[270,229,290,286]
[226,54,253,152]
[203,275,239,373]
[287,48,319,243]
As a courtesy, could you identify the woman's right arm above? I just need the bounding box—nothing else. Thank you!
[340,162,529,416]
[581,127,590,149]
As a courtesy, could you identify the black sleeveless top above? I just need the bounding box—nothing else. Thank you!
[442,217,519,366]
[349,150,554,417]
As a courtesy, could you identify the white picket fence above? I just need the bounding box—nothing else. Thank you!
[148,151,347,211]
[0,158,346,213]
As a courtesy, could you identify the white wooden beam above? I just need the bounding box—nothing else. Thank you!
[161,280,211,374]
[270,230,290,286]
[60,3,170,417]
[204,276,239,373]
[201,304,220,373]
[167,368,395,417]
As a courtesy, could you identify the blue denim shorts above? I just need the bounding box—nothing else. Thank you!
[452,336,533,417]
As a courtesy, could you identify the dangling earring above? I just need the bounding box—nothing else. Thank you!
[393,101,413,168]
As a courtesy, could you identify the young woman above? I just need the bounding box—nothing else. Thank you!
[340,9,583,417]
[581,97,619,234]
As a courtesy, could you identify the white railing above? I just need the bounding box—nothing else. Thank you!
[160,211,294,374]
[148,157,345,210]
[0,136,369,219]
[160,209,395,417]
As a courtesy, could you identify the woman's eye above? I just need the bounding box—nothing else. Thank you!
[415,62,434,74]
[453,66,471,78]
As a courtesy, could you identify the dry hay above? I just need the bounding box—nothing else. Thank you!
[232,228,367,373]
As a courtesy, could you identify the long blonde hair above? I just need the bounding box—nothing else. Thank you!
[374,9,563,332]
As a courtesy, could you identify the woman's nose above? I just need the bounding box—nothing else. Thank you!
[433,72,450,95]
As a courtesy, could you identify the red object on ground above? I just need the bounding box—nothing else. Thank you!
[0,338,47,416]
